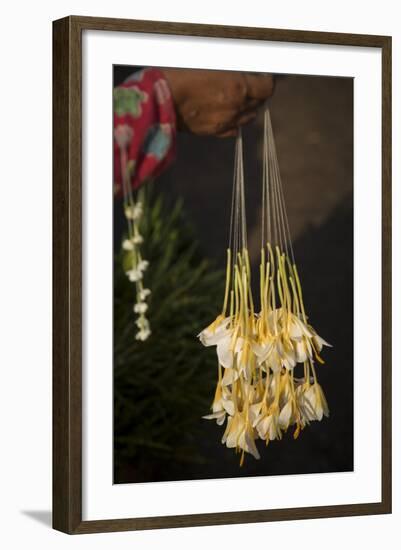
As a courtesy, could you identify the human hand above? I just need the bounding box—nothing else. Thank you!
[161,68,274,137]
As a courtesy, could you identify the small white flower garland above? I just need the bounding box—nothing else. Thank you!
[115,124,152,342]
[123,201,152,341]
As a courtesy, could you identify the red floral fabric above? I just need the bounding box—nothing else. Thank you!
[113,68,177,194]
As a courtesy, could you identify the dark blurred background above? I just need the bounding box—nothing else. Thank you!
[113,67,353,484]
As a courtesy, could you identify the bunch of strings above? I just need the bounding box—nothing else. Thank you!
[198,108,331,466]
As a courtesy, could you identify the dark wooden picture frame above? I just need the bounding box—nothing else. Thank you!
[53,15,392,534]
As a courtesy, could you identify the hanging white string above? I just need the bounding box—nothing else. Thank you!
[262,108,296,265]
[228,128,248,269]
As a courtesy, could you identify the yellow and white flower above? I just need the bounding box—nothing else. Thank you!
[253,406,282,442]
[222,411,260,461]
[203,380,235,426]
[198,315,232,347]
[303,383,329,421]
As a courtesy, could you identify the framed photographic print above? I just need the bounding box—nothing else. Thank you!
[52,16,392,534]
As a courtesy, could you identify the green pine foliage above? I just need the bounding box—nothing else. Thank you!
[114,186,224,481]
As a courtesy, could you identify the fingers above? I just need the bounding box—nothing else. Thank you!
[216,128,239,138]
[238,97,261,112]
[215,110,258,138]
[211,107,256,135]
[244,73,274,100]
[235,110,257,127]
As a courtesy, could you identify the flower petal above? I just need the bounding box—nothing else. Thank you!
[313,333,332,351]
[222,399,235,416]
[244,429,260,459]
[249,402,263,426]
[221,367,239,386]
[198,317,231,347]
[295,340,308,363]
[217,333,235,369]
[278,401,293,429]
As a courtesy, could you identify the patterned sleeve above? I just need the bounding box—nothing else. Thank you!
[113,68,177,194]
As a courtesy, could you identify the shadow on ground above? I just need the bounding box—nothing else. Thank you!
[21,510,52,528]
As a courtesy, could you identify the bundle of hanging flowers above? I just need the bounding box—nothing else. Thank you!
[198,109,331,466]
